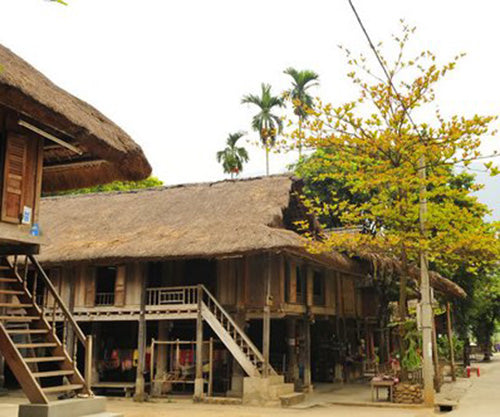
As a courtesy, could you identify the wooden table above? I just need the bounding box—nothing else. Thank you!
[371,379,395,402]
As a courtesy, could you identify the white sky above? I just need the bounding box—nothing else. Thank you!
[1,0,499,218]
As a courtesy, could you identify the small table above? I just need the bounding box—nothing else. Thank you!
[371,379,395,402]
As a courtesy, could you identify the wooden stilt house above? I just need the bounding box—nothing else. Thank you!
[34,175,464,403]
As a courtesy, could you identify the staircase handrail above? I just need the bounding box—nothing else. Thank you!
[27,255,86,344]
[200,285,272,371]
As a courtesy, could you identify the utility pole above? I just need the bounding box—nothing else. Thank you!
[418,155,435,406]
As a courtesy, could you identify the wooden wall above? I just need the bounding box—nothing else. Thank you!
[49,254,373,320]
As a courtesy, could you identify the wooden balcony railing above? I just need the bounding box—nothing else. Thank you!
[146,285,198,306]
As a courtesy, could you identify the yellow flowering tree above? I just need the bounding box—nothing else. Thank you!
[297,23,499,272]
[293,23,500,377]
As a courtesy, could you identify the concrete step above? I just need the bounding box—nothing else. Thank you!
[19,397,109,417]
[280,392,305,407]
[268,383,294,399]
[267,375,285,385]
[203,397,243,405]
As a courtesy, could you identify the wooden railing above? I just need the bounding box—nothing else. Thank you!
[95,292,114,306]
[146,285,198,306]
[199,285,277,376]
[12,255,93,393]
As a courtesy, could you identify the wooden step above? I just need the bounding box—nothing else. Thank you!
[0,289,24,295]
[25,356,66,363]
[0,315,40,321]
[0,278,18,283]
[42,384,83,394]
[0,303,32,308]
[33,370,74,378]
[7,329,49,335]
[16,342,58,349]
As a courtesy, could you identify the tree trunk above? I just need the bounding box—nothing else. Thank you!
[265,146,270,176]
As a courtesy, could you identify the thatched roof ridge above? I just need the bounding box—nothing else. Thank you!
[0,44,151,191]
[38,175,358,273]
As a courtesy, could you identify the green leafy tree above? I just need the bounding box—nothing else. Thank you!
[283,67,319,158]
[216,131,249,178]
[46,176,163,196]
[242,83,284,175]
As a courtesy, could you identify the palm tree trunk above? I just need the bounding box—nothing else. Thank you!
[265,146,270,175]
[298,116,303,159]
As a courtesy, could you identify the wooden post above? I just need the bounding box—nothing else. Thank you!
[194,285,204,400]
[153,321,169,395]
[286,317,298,386]
[134,264,148,402]
[262,253,272,378]
[303,318,312,392]
[84,335,93,390]
[208,337,214,397]
[431,296,441,392]
[446,302,456,381]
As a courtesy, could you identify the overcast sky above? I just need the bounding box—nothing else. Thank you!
[1,0,499,219]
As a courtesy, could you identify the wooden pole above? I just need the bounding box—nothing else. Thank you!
[431,305,441,392]
[208,337,214,397]
[303,318,312,392]
[262,253,272,378]
[286,317,298,386]
[84,335,93,390]
[446,302,456,381]
[194,285,204,400]
[134,264,148,402]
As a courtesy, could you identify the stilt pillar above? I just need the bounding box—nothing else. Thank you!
[194,285,204,400]
[286,317,299,387]
[134,264,148,402]
[303,318,312,392]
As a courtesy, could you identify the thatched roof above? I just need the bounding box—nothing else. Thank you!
[356,252,466,299]
[38,175,359,273]
[0,44,151,191]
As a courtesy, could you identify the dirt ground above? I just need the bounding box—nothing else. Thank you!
[0,354,497,417]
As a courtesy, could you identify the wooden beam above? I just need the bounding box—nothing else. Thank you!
[18,119,82,155]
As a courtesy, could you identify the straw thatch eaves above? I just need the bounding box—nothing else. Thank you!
[357,252,466,299]
[0,44,151,192]
[38,175,361,274]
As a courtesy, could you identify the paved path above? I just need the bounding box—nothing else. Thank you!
[448,354,500,417]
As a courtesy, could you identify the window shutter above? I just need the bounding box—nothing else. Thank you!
[84,267,96,307]
[114,265,126,307]
[2,135,27,223]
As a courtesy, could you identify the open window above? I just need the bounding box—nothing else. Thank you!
[95,266,117,306]
[313,270,325,305]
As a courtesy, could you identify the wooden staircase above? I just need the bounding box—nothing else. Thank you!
[198,285,276,378]
[0,255,92,404]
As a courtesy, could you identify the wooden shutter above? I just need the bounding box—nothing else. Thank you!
[1,135,27,223]
[84,267,96,307]
[114,265,126,307]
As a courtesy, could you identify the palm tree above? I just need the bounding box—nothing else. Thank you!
[284,68,319,158]
[216,131,249,178]
[242,83,284,175]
